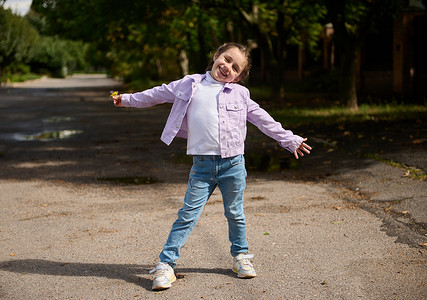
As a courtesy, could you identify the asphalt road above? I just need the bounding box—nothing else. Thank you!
[0,75,426,299]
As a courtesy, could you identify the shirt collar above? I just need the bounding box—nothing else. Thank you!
[189,73,235,90]
[205,71,224,85]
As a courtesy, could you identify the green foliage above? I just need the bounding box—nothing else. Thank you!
[30,36,66,76]
[241,0,326,52]
[238,0,327,98]
[0,6,39,83]
[30,36,90,77]
[270,103,427,127]
[2,62,40,83]
[28,0,414,110]
[0,5,90,82]
[27,0,326,86]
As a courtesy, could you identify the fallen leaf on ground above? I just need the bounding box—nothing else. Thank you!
[412,139,425,144]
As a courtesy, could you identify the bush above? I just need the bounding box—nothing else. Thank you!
[30,36,91,78]
[0,7,39,84]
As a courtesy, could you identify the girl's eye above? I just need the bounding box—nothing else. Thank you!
[233,66,238,72]
[224,57,230,62]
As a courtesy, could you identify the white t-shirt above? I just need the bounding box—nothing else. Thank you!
[186,72,224,155]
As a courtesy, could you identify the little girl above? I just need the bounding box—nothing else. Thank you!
[112,42,311,290]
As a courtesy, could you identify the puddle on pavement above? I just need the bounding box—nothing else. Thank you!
[97,176,160,185]
[43,116,74,123]
[15,130,83,141]
[10,115,81,141]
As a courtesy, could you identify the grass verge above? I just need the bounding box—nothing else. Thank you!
[270,103,426,127]
[364,153,427,180]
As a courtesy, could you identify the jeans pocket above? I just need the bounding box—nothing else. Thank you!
[229,154,244,166]
[193,155,201,165]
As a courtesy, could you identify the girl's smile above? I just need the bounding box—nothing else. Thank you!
[210,47,247,83]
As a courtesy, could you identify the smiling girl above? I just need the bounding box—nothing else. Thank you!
[112,42,311,290]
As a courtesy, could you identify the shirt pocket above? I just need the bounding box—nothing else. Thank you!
[226,102,244,127]
[175,89,191,102]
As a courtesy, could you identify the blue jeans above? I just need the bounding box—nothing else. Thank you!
[159,154,248,267]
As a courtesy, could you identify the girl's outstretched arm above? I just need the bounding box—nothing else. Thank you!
[294,138,312,159]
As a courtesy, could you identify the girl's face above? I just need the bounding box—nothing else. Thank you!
[210,47,247,83]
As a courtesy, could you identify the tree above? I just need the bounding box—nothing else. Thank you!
[0,6,38,84]
[237,0,326,99]
[324,0,405,110]
[30,0,225,80]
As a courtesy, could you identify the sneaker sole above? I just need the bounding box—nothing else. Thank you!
[152,274,177,290]
[233,267,257,278]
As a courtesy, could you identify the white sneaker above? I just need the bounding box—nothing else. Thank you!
[233,253,257,278]
[150,262,176,290]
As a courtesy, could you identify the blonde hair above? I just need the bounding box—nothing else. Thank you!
[206,43,252,83]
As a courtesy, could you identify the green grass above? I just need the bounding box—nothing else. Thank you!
[270,103,426,126]
[9,73,42,83]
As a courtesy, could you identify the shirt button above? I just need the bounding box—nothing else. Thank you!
[176,125,179,128]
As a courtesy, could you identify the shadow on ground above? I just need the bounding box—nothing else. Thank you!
[0,259,234,292]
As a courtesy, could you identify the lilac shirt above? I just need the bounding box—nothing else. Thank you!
[121,73,304,158]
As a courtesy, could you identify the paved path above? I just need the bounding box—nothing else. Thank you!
[9,74,123,89]
[0,75,426,299]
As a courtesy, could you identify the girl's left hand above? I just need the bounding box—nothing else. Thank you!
[294,138,312,159]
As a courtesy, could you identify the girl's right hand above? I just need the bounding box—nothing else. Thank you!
[294,138,312,159]
[112,95,122,107]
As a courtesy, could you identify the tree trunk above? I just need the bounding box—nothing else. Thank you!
[266,49,286,101]
[0,66,4,86]
[326,0,359,110]
[340,48,358,111]
[179,49,189,76]
[276,10,286,101]
[239,3,287,101]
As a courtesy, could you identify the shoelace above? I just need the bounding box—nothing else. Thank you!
[149,264,168,275]
[237,254,254,266]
